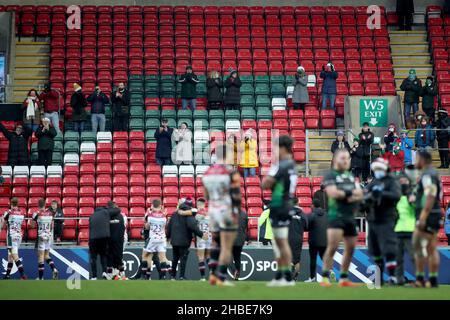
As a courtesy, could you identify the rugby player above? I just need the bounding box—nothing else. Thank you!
[141,199,170,280]
[320,149,363,287]
[32,198,59,280]
[412,150,442,288]
[1,197,27,279]
[262,135,298,287]
[195,198,211,281]
[203,145,238,286]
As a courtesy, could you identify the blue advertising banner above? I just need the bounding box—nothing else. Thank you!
[1,247,450,283]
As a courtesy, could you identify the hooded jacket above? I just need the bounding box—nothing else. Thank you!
[308,207,328,247]
[358,130,374,157]
[366,174,402,223]
[414,124,435,148]
[0,122,31,166]
[166,210,203,247]
[400,135,414,164]
[70,89,88,121]
[206,78,223,103]
[224,76,242,106]
[400,77,422,104]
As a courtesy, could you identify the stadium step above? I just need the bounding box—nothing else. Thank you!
[306,134,336,176]
[8,37,50,103]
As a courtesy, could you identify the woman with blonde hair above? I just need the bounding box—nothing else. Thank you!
[206,70,223,109]
[23,89,41,131]
[239,129,259,178]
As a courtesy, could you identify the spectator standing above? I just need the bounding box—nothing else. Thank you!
[70,83,88,133]
[400,129,414,166]
[396,0,414,31]
[258,205,273,245]
[178,65,199,110]
[421,76,438,122]
[384,123,399,152]
[350,139,364,179]
[445,202,450,246]
[0,122,31,166]
[111,82,130,132]
[225,134,238,167]
[49,200,64,243]
[434,109,449,168]
[415,117,435,149]
[306,199,328,282]
[400,69,422,125]
[330,130,350,153]
[313,185,328,211]
[35,117,57,167]
[224,69,242,110]
[166,199,205,280]
[154,118,174,166]
[383,139,405,173]
[232,209,249,280]
[22,89,41,131]
[87,86,109,133]
[173,122,192,165]
[206,70,223,109]
[39,84,61,132]
[239,129,259,178]
[358,122,374,182]
[88,206,112,279]
[288,201,308,281]
[292,66,309,111]
[320,63,338,110]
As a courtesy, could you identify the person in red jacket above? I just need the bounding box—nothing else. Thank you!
[383,138,405,173]
[39,84,61,133]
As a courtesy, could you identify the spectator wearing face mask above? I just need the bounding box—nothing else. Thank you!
[400,69,422,125]
[111,82,130,132]
[415,117,435,149]
[382,138,405,173]
[420,76,438,122]
[358,122,374,183]
[292,66,309,111]
[434,109,449,168]
[179,65,199,110]
[399,129,414,166]
[87,86,109,133]
[384,123,399,152]
[350,139,364,179]
[320,62,338,110]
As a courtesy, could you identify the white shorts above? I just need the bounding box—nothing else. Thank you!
[209,204,237,232]
[7,234,22,255]
[197,239,212,250]
[144,240,166,253]
[37,236,52,251]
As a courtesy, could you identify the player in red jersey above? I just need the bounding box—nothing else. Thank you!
[1,198,27,279]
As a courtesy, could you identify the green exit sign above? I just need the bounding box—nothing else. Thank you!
[359,98,388,127]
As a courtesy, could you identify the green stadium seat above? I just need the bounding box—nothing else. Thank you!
[271,83,286,96]
[80,132,96,143]
[145,129,156,142]
[53,141,63,153]
[130,95,144,105]
[240,84,255,96]
[225,110,241,120]
[239,75,254,85]
[178,118,193,128]
[270,75,285,85]
[255,75,270,85]
[167,118,177,128]
[257,108,273,120]
[240,95,255,108]
[210,119,225,130]
[196,83,207,96]
[144,75,159,83]
[209,110,224,120]
[177,109,192,120]
[130,107,144,119]
[193,109,208,120]
[54,131,63,142]
[52,152,63,165]
[145,109,160,119]
[194,118,209,130]
[161,109,177,120]
[161,75,175,83]
[129,118,144,131]
[241,108,256,120]
[31,142,38,154]
[256,95,271,108]
[255,84,270,96]
[104,107,112,120]
[129,82,144,93]
[63,141,79,154]
[285,75,295,86]
[31,152,38,164]
[145,118,161,130]
[64,131,79,143]
[129,74,143,81]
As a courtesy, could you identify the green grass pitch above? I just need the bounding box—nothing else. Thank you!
[0,281,449,300]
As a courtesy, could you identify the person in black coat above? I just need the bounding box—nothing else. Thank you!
[331,130,351,154]
[49,200,63,242]
[224,69,242,110]
[434,109,449,168]
[397,0,414,31]
[350,139,364,180]
[288,200,308,281]
[167,200,206,280]
[421,76,438,122]
[313,185,328,211]
[70,83,88,133]
[0,122,32,166]
[154,118,174,166]
[232,210,248,280]
[35,117,57,167]
[206,70,223,109]
[111,82,130,132]
[307,199,328,281]
[105,201,125,280]
[358,123,374,182]
[89,206,113,279]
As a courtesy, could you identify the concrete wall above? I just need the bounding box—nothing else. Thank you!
[0,0,445,12]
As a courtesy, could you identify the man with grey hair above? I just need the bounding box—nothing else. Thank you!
[35,117,57,166]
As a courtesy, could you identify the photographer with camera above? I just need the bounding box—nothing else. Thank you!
[111,82,130,132]
[292,66,309,111]
[87,85,109,133]
[320,62,338,110]
[365,158,401,285]
[39,84,61,133]
[394,172,416,285]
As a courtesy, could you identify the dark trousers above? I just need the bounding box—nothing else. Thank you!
[171,246,190,279]
[89,238,109,278]
[352,167,362,180]
[398,12,413,30]
[396,233,414,284]
[293,103,306,111]
[309,245,326,279]
[38,149,53,166]
[156,157,172,166]
[208,102,222,110]
[361,157,371,182]
[107,240,124,269]
[113,115,129,132]
[225,104,240,110]
[438,139,449,167]
[232,246,243,272]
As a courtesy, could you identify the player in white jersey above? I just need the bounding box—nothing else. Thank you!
[195,198,212,280]
[203,145,238,286]
[32,198,59,280]
[1,198,27,279]
[141,199,170,280]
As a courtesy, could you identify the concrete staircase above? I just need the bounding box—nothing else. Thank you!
[10,37,50,103]
[389,30,432,102]
[306,133,335,176]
